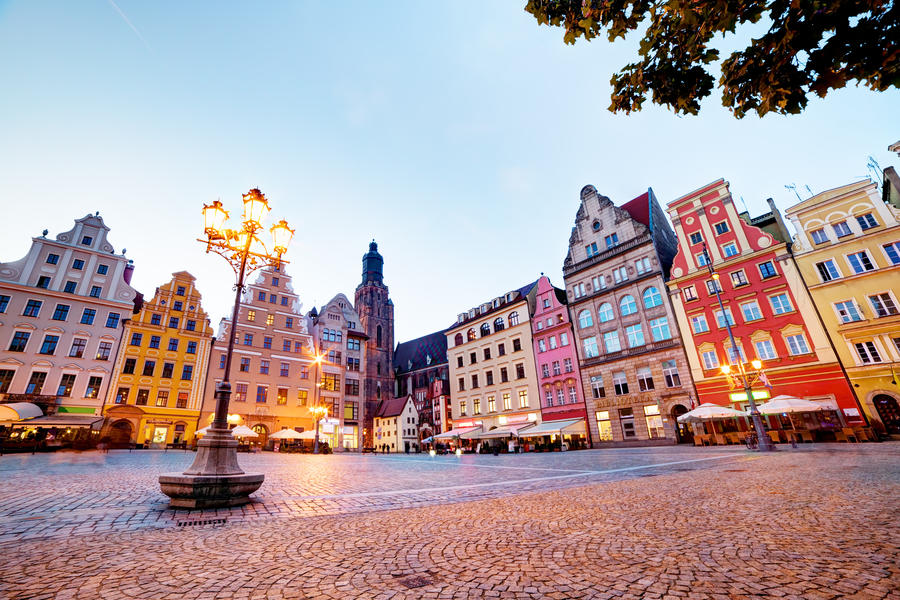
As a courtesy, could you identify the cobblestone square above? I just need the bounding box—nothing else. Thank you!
[1,444,898,599]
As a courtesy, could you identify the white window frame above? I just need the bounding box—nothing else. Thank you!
[769,293,794,315]
[785,333,811,356]
[845,250,876,274]
[722,242,739,258]
[740,300,763,322]
[833,300,863,323]
[869,291,899,318]
[603,331,621,353]
[625,324,645,348]
[701,350,719,370]
[754,339,777,360]
[690,314,709,334]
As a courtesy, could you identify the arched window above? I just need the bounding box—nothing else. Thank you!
[376,325,382,347]
[578,310,593,329]
[454,333,464,346]
[493,317,505,331]
[620,295,638,316]
[643,287,663,308]
[480,323,491,337]
[598,303,614,322]
[509,311,519,326]
[467,328,477,341]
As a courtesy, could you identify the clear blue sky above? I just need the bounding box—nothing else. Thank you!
[1,1,897,343]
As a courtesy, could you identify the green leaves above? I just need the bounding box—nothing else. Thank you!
[524,0,899,118]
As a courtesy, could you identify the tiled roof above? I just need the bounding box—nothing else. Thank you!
[446,280,539,331]
[393,329,448,373]
[376,396,412,418]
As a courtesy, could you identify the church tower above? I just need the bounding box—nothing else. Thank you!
[354,241,394,448]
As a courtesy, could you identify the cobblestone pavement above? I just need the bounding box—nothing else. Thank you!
[1,444,898,599]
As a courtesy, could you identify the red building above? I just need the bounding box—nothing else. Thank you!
[665,179,863,428]
[393,330,450,439]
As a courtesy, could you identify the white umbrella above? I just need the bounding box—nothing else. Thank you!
[269,428,303,440]
[756,395,825,414]
[295,429,329,441]
[677,403,747,423]
[231,425,259,438]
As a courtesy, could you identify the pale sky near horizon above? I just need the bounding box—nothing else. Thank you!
[1,1,898,344]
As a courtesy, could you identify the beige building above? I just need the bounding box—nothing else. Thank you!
[563,186,693,445]
[373,395,418,452]
[445,282,541,436]
[0,214,138,428]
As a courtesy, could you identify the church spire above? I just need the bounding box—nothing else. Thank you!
[361,239,384,286]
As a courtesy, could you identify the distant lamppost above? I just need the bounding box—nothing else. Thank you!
[311,400,328,455]
[702,244,775,452]
[159,188,295,507]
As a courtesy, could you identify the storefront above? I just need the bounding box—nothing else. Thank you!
[518,418,588,451]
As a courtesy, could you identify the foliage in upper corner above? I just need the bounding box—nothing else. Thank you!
[524,0,899,118]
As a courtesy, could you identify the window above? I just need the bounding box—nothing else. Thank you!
[770,293,793,314]
[619,295,637,316]
[123,358,136,374]
[51,304,70,321]
[347,338,361,351]
[271,277,279,288]
[103,312,120,329]
[740,301,763,322]
[696,252,709,266]
[592,275,606,290]
[590,375,605,398]
[469,351,477,365]
[563,357,573,372]
[644,405,664,439]
[256,385,268,403]
[296,389,308,406]
[706,279,722,295]
[613,371,628,395]
[578,310,593,329]
[730,270,748,287]
[755,339,777,360]
[810,229,828,244]
[167,317,179,329]
[69,338,86,358]
[597,303,614,322]
[650,317,671,341]
[0,295,9,314]
[279,362,290,377]
[23,299,42,317]
[722,243,739,258]
[149,336,161,349]
[239,357,250,372]
[870,293,899,317]
[597,331,620,355]
[758,261,777,279]
[816,260,841,282]
[856,213,878,230]
[37,276,51,289]
[95,341,112,360]
[882,241,900,265]
[833,221,852,237]
[113,386,128,404]
[167,338,179,352]
[269,294,276,304]
[300,366,309,379]
[72,259,84,270]
[582,336,599,358]
[347,357,360,371]
[186,320,196,331]
[512,338,522,352]
[662,360,680,387]
[502,393,512,410]
[46,253,59,264]
[486,370,494,385]
[626,324,645,347]
[538,339,547,353]
[714,309,735,328]
[259,360,270,375]
[459,400,467,416]
[81,235,94,246]
[834,300,862,323]
[573,283,586,298]
[690,314,709,334]
[786,334,811,355]
[509,312,520,326]
[265,314,274,326]
[725,344,746,364]
[24,371,46,394]
[345,380,358,398]
[847,251,875,274]
[142,360,156,376]
[515,363,526,379]
[9,331,30,352]
[80,309,96,325]
[487,396,496,412]
[561,333,569,346]
[595,410,613,441]
[637,367,654,391]
[64,281,77,293]
[493,317,505,332]
[247,310,256,322]
[701,350,719,370]
[500,367,508,383]
[689,232,703,244]
[181,365,194,380]
[85,376,102,398]
[130,332,143,346]
[552,361,561,376]
[518,390,528,408]
[586,242,600,257]
[243,333,253,346]
[456,356,463,368]
[642,287,662,308]
[471,374,479,389]
[714,221,729,235]
[480,323,491,337]
[262,336,272,349]
[605,233,619,248]
[635,257,651,274]
[176,391,189,408]
[275,388,288,406]
[135,389,150,405]
[682,286,697,301]
[234,384,248,402]
[544,390,553,407]
[155,390,169,407]
[548,336,557,350]
[39,335,59,355]
[613,266,628,283]
[854,342,881,364]
[149,313,161,326]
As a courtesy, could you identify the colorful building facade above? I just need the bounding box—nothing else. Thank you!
[563,186,693,445]
[393,329,449,439]
[102,271,213,446]
[373,395,418,452]
[0,214,138,427]
[665,179,864,429]
[786,178,900,434]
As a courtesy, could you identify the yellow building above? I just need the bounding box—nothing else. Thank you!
[102,272,214,447]
[786,179,900,435]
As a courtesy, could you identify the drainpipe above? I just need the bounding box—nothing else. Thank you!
[99,317,130,440]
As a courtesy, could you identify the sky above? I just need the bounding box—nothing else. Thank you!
[1,1,897,344]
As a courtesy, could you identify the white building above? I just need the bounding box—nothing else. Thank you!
[373,395,418,452]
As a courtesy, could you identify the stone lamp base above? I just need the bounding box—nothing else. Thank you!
[159,427,264,509]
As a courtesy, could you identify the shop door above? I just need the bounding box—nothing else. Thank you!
[874,395,900,434]
[672,405,693,444]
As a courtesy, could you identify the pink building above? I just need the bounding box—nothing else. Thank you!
[527,275,589,427]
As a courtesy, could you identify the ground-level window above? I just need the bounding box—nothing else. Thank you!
[595,411,613,442]
[644,405,664,439]
[619,408,635,438]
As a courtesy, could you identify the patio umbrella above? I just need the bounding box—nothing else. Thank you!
[231,425,259,438]
[295,429,329,441]
[756,395,825,414]
[269,428,303,440]
[676,403,747,423]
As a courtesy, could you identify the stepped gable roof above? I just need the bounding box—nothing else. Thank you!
[621,191,651,228]
[393,330,448,374]
[376,396,411,418]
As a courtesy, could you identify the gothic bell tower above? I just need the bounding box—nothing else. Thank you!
[354,240,394,447]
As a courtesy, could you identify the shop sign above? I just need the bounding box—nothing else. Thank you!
[728,390,770,402]
[595,396,641,409]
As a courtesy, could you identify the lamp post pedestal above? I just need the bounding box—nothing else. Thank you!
[159,383,264,508]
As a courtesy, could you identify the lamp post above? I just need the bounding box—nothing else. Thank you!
[159,189,295,508]
[702,244,775,452]
[311,400,328,454]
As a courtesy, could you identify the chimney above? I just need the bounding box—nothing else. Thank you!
[123,260,135,284]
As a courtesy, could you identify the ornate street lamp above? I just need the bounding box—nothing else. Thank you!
[310,401,328,455]
[160,188,295,508]
[701,244,775,452]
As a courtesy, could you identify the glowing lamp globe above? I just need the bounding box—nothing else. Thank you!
[271,219,294,254]
[202,200,229,238]
[242,188,271,227]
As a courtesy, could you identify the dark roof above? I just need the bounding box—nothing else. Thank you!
[621,191,651,228]
[376,396,412,418]
[446,280,539,331]
[393,329,448,374]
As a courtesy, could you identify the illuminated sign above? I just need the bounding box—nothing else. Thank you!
[728,390,770,402]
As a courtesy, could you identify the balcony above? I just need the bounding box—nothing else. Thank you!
[581,338,681,367]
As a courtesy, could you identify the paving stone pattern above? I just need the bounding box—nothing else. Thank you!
[0,445,898,599]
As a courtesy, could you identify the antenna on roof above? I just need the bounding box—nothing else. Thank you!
[867,156,883,192]
[784,184,803,202]
[738,196,749,212]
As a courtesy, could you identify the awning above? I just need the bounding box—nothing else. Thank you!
[518,418,586,437]
[432,426,481,440]
[475,423,536,439]
[0,402,44,422]
[11,414,104,429]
